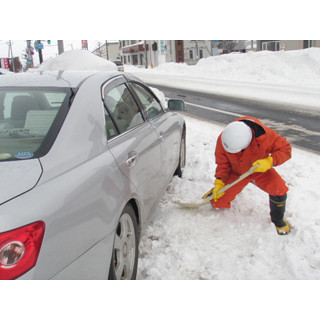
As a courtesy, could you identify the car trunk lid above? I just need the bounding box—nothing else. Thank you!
[0,159,43,205]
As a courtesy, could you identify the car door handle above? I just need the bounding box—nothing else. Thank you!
[126,152,138,167]
[159,132,166,141]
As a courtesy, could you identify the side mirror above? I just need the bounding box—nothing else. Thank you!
[167,99,185,111]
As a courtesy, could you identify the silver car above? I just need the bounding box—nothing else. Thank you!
[0,70,186,280]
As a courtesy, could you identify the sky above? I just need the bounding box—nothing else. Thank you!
[1,0,318,71]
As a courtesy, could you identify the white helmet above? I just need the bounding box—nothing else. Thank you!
[221,121,252,153]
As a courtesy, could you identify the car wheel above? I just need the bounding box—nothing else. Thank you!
[174,129,186,178]
[108,204,138,280]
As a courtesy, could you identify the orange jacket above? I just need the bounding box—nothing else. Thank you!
[215,117,292,182]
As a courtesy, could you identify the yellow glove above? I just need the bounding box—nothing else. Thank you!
[202,179,226,202]
[253,156,273,173]
[213,179,226,202]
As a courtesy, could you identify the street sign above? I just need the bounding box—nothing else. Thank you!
[160,40,165,54]
[0,58,10,69]
[37,43,44,50]
[81,40,88,49]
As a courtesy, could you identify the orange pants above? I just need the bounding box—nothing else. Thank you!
[211,168,288,209]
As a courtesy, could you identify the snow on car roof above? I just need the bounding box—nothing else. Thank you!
[0,50,120,88]
[0,70,120,88]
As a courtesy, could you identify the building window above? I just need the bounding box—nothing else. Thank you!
[262,41,280,51]
[132,55,138,65]
[303,40,314,48]
[189,50,193,59]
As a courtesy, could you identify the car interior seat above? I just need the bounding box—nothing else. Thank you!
[11,95,39,127]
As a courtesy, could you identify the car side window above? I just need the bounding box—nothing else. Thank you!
[130,83,163,119]
[104,83,144,136]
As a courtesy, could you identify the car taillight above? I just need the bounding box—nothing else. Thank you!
[0,221,45,280]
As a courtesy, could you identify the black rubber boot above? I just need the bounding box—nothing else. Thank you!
[269,194,287,227]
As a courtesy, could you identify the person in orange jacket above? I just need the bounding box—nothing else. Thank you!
[203,116,292,235]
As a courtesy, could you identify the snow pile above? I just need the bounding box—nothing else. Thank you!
[194,49,320,86]
[134,48,320,86]
[37,50,117,72]
[138,115,320,280]
[126,49,320,111]
[0,68,12,74]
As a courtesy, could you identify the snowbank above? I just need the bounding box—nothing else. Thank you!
[138,115,320,280]
[37,50,117,72]
[155,48,320,87]
[0,68,12,74]
[126,49,320,112]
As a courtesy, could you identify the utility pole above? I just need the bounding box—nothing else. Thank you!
[8,40,16,72]
[195,40,199,59]
[149,40,153,68]
[26,40,34,69]
[105,40,109,60]
[58,40,64,55]
[145,40,148,68]
[37,40,43,64]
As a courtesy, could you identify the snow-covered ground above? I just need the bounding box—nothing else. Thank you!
[123,49,320,280]
[137,114,320,279]
[0,68,12,74]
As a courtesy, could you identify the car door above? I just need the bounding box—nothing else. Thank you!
[102,77,162,222]
[128,82,181,186]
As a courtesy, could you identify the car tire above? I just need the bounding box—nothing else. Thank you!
[108,204,139,280]
[174,129,186,178]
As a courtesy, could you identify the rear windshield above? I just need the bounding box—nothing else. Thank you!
[0,87,73,161]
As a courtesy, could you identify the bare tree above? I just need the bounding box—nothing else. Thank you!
[221,40,238,54]
[10,57,22,73]
[95,42,104,57]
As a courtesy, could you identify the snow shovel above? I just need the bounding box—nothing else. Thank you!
[174,164,259,208]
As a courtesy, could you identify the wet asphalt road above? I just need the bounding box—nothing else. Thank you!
[150,84,320,154]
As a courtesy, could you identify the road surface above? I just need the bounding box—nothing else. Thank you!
[150,84,320,154]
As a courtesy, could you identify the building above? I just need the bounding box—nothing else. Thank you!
[119,39,320,68]
[218,40,248,54]
[257,40,320,51]
[173,40,213,65]
[120,40,215,68]
[92,42,121,61]
[0,57,22,73]
[120,40,147,66]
